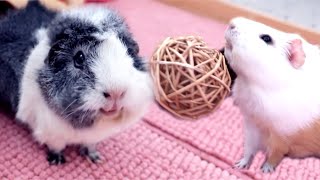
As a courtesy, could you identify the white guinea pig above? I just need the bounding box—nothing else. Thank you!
[0,2,154,164]
[224,17,320,173]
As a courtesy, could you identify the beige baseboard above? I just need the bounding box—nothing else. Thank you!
[157,0,320,44]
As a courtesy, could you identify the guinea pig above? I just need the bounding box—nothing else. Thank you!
[0,1,154,165]
[224,17,320,173]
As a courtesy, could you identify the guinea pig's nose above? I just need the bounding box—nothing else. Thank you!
[228,23,236,30]
[103,90,126,100]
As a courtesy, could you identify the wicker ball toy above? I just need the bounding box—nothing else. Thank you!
[149,36,232,119]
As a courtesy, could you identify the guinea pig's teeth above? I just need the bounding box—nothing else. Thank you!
[99,105,124,117]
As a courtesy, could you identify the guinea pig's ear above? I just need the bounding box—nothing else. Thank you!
[287,39,306,69]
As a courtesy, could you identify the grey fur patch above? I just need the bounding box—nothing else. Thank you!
[38,17,101,128]
[0,1,56,114]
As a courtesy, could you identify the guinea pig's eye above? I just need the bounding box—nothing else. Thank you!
[73,51,85,69]
[260,34,273,45]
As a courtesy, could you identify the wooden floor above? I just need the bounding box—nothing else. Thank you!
[157,0,320,44]
[227,0,320,31]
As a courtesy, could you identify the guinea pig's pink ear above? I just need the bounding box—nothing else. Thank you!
[288,39,306,69]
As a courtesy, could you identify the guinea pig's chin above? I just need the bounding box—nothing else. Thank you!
[223,48,233,64]
[225,39,233,51]
[225,53,244,75]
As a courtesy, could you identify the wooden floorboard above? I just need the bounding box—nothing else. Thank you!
[157,0,320,44]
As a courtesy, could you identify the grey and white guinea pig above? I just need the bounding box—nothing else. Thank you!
[0,1,154,165]
[224,17,320,173]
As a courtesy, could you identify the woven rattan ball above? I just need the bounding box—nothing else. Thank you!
[150,36,231,119]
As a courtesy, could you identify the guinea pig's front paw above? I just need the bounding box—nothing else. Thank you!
[47,151,66,165]
[79,146,103,163]
[260,162,275,173]
[234,156,253,169]
[86,151,102,164]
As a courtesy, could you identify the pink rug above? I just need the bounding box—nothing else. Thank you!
[1,0,319,179]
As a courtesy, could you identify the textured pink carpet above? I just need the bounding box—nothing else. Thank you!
[1,0,319,179]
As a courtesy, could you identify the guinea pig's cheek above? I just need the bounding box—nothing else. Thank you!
[81,91,105,111]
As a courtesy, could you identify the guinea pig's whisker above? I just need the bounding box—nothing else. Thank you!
[75,96,101,112]
[74,101,92,112]
[61,99,78,115]
[80,109,90,124]
[64,103,86,120]
[64,109,79,120]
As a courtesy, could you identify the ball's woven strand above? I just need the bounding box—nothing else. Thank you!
[150,36,231,119]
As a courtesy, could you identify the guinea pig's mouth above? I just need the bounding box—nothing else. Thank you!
[100,107,124,117]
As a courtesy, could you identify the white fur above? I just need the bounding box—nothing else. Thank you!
[16,16,153,152]
[225,17,320,169]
